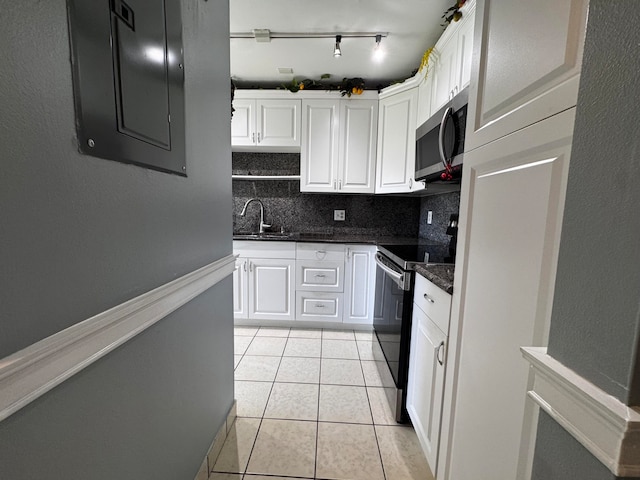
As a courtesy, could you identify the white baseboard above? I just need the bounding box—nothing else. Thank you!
[521,346,640,477]
[0,254,236,422]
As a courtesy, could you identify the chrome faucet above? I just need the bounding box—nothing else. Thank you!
[239,198,271,233]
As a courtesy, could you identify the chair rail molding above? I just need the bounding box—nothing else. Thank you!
[521,346,640,477]
[0,254,237,422]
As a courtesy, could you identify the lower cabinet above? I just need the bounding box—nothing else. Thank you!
[343,245,377,324]
[406,274,452,475]
[233,242,296,322]
[233,241,376,325]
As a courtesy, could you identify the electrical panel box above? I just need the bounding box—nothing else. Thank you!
[67,0,186,175]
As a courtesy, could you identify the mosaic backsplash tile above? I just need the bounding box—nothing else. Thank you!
[418,192,461,244]
[232,153,421,237]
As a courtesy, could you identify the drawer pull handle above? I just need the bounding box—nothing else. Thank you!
[437,341,445,366]
[315,274,326,278]
[424,294,435,304]
[315,303,326,308]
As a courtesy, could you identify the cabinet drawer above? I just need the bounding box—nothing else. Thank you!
[296,291,343,321]
[297,261,343,292]
[296,243,345,262]
[414,273,452,333]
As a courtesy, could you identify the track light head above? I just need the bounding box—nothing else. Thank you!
[334,35,342,58]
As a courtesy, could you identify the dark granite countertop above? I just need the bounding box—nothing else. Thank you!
[232,232,432,245]
[414,264,455,294]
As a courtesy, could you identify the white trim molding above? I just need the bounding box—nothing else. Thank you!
[521,346,640,477]
[0,254,237,422]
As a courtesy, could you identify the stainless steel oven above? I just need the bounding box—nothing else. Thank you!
[373,243,452,423]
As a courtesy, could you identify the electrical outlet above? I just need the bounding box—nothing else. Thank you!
[334,209,346,221]
[427,210,433,224]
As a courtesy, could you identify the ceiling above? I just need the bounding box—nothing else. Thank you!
[229,0,453,89]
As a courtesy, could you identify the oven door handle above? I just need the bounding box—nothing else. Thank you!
[375,253,406,290]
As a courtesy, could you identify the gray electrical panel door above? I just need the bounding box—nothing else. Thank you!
[67,0,186,175]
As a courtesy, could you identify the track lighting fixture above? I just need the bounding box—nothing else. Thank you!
[334,35,342,58]
[373,34,385,62]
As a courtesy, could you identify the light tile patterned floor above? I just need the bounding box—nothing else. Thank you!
[212,327,434,480]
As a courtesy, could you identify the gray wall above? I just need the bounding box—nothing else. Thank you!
[232,152,422,237]
[545,0,640,406]
[533,1,640,479]
[0,0,234,478]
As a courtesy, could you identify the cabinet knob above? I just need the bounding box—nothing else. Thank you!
[424,293,435,303]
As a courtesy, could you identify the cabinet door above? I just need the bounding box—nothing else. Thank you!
[338,100,378,194]
[455,10,475,91]
[233,257,248,319]
[407,305,446,474]
[256,99,301,147]
[375,88,419,194]
[343,246,376,324]
[416,69,434,128]
[442,109,575,480]
[248,258,295,321]
[431,39,458,113]
[231,99,255,146]
[465,0,587,151]
[300,99,340,193]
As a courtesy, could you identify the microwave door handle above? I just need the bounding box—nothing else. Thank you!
[375,253,406,290]
[438,106,454,169]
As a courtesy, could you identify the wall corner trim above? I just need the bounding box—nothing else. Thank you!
[0,254,237,423]
[521,346,640,477]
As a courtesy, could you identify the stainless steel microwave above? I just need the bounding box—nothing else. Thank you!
[415,87,468,183]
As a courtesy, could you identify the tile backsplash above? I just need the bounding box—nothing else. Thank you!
[232,153,420,237]
[418,192,461,244]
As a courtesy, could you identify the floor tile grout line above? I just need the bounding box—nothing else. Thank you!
[358,339,388,480]
[313,329,325,480]
[240,347,284,478]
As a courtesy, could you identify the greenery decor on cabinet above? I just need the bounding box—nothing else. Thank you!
[442,0,467,26]
[279,75,366,96]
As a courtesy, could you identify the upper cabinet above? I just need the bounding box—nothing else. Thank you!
[465,0,588,151]
[431,2,476,113]
[375,87,421,194]
[300,96,378,194]
[231,96,301,151]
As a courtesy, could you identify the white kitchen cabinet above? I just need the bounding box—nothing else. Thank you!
[233,241,296,322]
[248,258,296,321]
[441,108,575,480]
[295,243,345,322]
[343,245,376,324]
[431,3,476,113]
[464,0,587,151]
[416,68,435,129]
[375,87,419,194]
[407,300,447,474]
[300,99,378,194]
[233,257,249,319]
[231,98,301,149]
